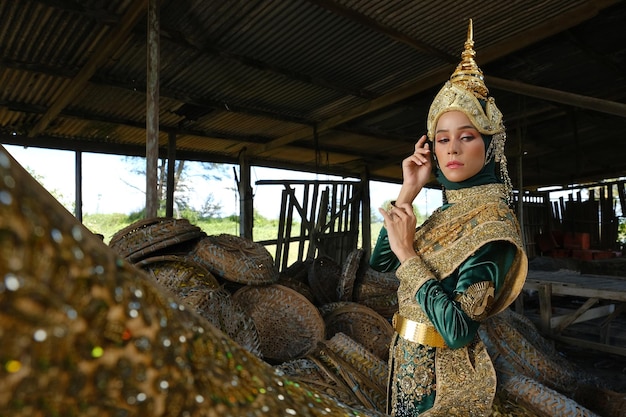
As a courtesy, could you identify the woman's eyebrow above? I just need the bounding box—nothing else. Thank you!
[435,125,475,134]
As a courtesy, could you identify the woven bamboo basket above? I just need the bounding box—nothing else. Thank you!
[319,301,393,361]
[278,259,313,285]
[191,234,278,285]
[136,254,220,295]
[315,333,388,413]
[324,333,388,393]
[357,292,398,320]
[352,266,399,320]
[109,217,205,263]
[274,358,359,408]
[500,374,599,417]
[276,275,316,304]
[337,248,366,302]
[482,309,624,417]
[232,284,325,363]
[307,255,342,305]
[353,267,399,298]
[182,286,263,358]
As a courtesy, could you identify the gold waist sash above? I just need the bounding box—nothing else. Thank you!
[393,313,447,348]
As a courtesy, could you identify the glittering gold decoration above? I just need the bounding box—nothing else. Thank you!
[0,146,388,417]
[388,334,436,416]
[431,339,497,416]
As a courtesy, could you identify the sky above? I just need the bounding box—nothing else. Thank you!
[2,144,441,219]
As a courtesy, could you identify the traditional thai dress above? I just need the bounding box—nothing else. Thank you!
[371,183,527,416]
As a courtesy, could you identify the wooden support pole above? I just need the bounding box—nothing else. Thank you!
[166,131,176,218]
[74,150,82,222]
[360,168,371,259]
[238,150,253,239]
[538,283,553,335]
[145,0,160,218]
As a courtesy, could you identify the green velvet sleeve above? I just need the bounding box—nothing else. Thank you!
[369,227,401,272]
[416,241,517,349]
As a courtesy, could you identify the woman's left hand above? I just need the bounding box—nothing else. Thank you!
[378,202,418,263]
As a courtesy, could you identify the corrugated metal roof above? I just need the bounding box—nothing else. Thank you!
[0,0,625,189]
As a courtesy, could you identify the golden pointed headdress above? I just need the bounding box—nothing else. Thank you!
[427,19,504,140]
[449,19,489,100]
[427,19,512,201]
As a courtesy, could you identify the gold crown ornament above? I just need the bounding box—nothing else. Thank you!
[427,19,512,201]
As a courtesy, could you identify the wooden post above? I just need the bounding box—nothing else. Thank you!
[538,283,553,335]
[145,0,160,218]
[74,150,82,222]
[516,123,525,245]
[165,131,176,218]
[360,168,371,259]
[238,150,253,239]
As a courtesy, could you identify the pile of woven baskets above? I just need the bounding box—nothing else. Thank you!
[108,218,625,417]
[108,219,398,412]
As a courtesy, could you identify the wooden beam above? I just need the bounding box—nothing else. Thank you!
[553,335,626,357]
[28,0,148,138]
[489,77,626,118]
[552,298,603,333]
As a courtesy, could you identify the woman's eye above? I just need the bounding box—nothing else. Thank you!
[437,137,449,143]
[461,135,474,141]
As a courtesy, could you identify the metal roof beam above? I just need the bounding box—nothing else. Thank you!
[27,0,148,138]
[251,0,619,156]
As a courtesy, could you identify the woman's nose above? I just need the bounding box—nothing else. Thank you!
[448,139,459,154]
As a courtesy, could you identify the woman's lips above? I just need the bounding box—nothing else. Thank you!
[446,160,463,168]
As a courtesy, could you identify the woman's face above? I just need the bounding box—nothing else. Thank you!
[434,111,486,183]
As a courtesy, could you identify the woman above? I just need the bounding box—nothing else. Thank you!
[372,20,528,416]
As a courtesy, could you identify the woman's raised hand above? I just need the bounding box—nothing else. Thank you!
[402,135,432,188]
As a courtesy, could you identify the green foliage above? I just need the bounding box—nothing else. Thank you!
[371,199,426,224]
[83,213,134,243]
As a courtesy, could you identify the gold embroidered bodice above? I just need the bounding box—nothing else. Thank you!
[397,184,527,325]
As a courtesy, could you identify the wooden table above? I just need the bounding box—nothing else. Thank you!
[520,269,626,356]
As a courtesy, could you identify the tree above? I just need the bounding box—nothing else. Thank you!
[26,167,74,213]
[200,194,222,218]
[123,156,227,215]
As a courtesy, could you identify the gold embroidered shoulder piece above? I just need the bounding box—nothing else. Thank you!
[455,281,495,321]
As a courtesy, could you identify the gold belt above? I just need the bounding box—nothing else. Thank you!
[393,313,447,348]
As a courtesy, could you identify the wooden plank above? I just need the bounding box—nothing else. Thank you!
[552,335,626,357]
[552,300,615,333]
[600,303,626,344]
[538,283,553,334]
[525,282,626,302]
[274,188,289,269]
[298,184,311,262]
